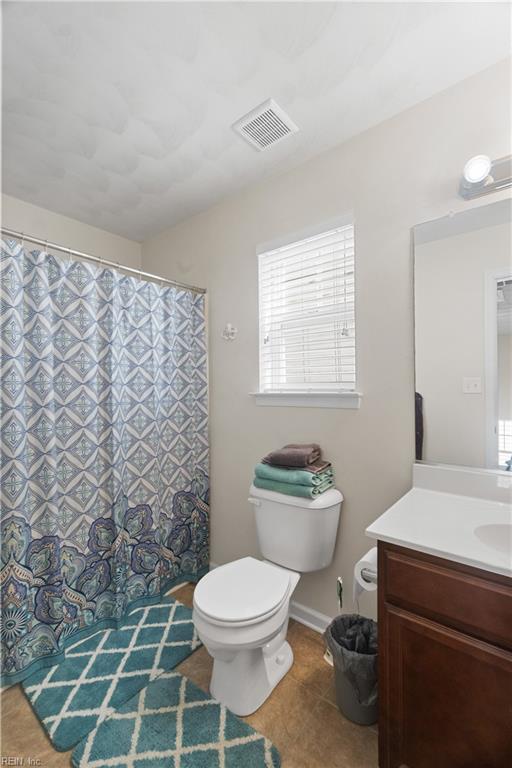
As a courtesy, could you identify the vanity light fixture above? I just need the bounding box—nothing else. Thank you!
[459,154,512,199]
[463,155,491,184]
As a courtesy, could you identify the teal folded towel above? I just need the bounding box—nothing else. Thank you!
[254,463,333,487]
[253,476,334,499]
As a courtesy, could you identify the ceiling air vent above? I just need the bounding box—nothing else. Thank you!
[232,99,299,151]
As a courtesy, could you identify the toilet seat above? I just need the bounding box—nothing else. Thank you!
[193,557,291,625]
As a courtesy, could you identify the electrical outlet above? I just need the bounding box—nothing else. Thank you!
[463,377,482,394]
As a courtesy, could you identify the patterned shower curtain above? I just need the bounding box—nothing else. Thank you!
[0,238,209,685]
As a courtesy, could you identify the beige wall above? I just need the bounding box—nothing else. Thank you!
[415,222,511,468]
[1,194,141,269]
[141,59,511,620]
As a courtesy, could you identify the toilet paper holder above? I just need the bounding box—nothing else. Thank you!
[360,567,377,584]
[353,548,378,608]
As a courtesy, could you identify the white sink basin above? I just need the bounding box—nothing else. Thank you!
[475,523,512,555]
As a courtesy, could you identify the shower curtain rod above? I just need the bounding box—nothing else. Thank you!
[1,226,206,295]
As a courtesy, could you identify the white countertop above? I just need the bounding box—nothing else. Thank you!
[366,487,512,578]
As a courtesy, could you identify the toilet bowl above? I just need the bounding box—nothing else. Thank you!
[193,557,300,715]
[193,485,343,715]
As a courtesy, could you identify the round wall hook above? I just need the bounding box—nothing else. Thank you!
[222,323,238,341]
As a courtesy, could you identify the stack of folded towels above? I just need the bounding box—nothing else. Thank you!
[253,443,334,499]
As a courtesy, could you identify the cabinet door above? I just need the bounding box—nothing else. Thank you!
[381,605,512,768]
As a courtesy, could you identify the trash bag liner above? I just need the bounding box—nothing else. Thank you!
[325,614,378,710]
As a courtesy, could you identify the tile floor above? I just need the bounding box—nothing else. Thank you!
[0,583,378,767]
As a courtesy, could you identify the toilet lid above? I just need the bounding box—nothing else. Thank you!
[193,557,291,623]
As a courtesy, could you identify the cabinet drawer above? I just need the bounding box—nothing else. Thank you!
[381,545,512,651]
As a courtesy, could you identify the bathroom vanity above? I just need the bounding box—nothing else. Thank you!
[367,199,512,767]
[367,480,512,768]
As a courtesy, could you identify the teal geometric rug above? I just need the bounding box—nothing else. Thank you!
[71,669,281,768]
[22,597,200,751]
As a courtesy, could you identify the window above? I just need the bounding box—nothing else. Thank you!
[498,419,512,469]
[258,223,356,397]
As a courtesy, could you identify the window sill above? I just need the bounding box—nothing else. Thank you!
[250,391,362,409]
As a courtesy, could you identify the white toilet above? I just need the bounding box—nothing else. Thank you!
[192,483,343,715]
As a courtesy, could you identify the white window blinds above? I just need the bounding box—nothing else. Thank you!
[258,223,356,393]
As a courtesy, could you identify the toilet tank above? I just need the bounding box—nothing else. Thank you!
[248,485,343,573]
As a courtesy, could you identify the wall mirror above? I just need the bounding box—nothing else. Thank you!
[414,198,512,472]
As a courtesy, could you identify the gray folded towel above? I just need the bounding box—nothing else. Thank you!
[261,458,331,474]
[263,443,321,468]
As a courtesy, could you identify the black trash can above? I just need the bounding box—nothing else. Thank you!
[324,614,378,725]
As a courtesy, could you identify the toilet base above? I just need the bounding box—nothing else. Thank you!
[210,639,294,716]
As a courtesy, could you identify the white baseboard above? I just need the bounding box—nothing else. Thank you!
[289,600,331,634]
[209,561,330,635]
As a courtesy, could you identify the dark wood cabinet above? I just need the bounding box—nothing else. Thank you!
[378,542,512,768]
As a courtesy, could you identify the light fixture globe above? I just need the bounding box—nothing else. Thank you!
[463,154,491,185]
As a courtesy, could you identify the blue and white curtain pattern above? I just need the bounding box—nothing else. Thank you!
[0,239,209,685]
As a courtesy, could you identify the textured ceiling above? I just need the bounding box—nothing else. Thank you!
[2,2,511,241]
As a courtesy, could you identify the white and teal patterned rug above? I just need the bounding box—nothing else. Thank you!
[71,669,281,768]
[22,597,200,751]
